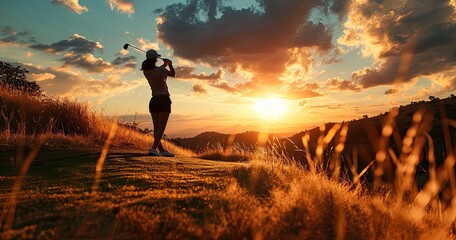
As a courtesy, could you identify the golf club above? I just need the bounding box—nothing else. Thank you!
[123,43,146,53]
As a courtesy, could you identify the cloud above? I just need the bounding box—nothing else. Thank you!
[174,66,247,93]
[157,0,339,98]
[62,52,113,73]
[175,66,223,81]
[107,0,135,15]
[18,63,144,100]
[427,69,456,94]
[281,82,323,100]
[384,88,399,95]
[339,0,456,88]
[111,55,137,70]
[52,0,88,15]
[137,38,160,51]
[192,83,207,94]
[0,26,37,46]
[30,33,103,54]
[326,77,361,91]
[29,73,56,82]
[118,49,129,56]
[29,34,134,73]
[330,0,351,20]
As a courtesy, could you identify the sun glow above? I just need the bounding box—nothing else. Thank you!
[252,98,288,121]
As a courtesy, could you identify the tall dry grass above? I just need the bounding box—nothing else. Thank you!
[0,88,193,156]
[195,104,456,238]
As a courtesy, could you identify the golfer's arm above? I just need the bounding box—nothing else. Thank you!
[168,64,176,77]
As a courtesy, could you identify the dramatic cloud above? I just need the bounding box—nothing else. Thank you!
[107,0,135,15]
[52,0,88,15]
[157,0,340,99]
[330,0,351,20]
[175,66,223,81]
[339,0,456,88]
[30,34,103,54]
[192,83,207,94]
[326,77,361,91]
[0,26,36,46]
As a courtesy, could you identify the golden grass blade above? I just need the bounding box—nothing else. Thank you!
[374,108,399,187]
[0,135,46,238]
[332,123,349,180]
[424,132,437,181]
[394,110,425,202]
[315,124,326,166]
[301,133,315,173]
[91,121,118,196]
[323,123,342,145]
[354,159,376,185]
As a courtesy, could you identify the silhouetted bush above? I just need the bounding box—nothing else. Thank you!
[0,61,42,97]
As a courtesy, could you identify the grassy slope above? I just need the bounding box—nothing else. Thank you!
[0,89,193,156]
[0,151,447,239]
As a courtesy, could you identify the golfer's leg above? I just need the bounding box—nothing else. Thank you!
[151,112,160,149]
[155,112,170,150]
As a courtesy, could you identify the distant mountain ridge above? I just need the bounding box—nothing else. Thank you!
[171,130,291,151]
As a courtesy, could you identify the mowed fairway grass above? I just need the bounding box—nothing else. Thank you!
[0,151,245,239]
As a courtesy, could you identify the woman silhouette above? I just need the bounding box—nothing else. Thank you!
[142,49,176,157]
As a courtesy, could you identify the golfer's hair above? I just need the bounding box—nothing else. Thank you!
[141,59,156,70]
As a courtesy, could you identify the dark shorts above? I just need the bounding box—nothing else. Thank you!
[149,95,172,113]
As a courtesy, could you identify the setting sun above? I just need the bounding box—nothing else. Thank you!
[252,98,288,120]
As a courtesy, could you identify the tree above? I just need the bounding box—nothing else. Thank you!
[362,115,368,119]
[0,61,42,96]
[428,95,439,101]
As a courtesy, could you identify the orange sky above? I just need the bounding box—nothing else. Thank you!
[1,0,455,137]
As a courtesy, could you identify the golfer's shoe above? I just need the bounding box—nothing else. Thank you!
[148,149,160,156]
[159,151,175,157]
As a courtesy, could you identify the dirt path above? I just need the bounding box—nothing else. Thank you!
[0,151,247,238]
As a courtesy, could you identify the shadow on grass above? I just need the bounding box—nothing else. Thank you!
[199,152,250,162]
